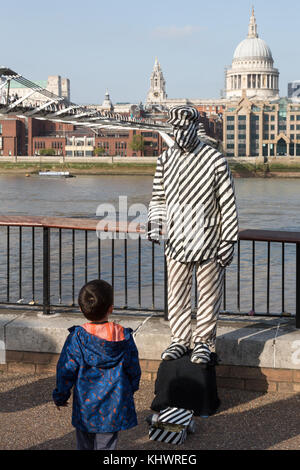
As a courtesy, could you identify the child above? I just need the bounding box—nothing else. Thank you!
[52,279,141,450]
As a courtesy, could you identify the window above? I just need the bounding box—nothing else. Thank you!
[271,125,275,130]
[141,132,153,137]
[227,116,234,121]
[238,134,246,139]
[297,116,300,121]
[227,125,234,130]
[0,124,2,135]
[271,116,275,121]
[238,125,246,130]
[227,144,234,149]
[238,115,246,120]
[291,115,295,121]
[291,125,295,130]
[227,134,234,140]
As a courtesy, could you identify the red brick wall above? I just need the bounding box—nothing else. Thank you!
[1,352,299,393]
[95,129,164,157]
[0,118,26,156]
[32,136,65,155]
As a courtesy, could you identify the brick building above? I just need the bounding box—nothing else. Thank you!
[0,116,168,157]
[0,105,221,157]
[0,118,26,156]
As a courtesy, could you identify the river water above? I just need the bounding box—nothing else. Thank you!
[0,174,299,315]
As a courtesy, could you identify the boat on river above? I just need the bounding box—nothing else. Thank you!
[38,171,75,178]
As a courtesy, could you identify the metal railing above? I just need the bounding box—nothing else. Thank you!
[0,216,299,328]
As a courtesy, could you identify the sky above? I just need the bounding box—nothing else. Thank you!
[0,0,299,105]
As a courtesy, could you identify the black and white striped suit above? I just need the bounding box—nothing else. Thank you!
[147,106,239,348]
[148,141,239,263]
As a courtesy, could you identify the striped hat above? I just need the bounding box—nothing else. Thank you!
[167,106,200,128]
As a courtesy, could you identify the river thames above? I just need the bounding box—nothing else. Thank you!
[0,174,299,316]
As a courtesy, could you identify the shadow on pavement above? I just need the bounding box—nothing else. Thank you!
[26,391,300,450]
[0,375,55,412]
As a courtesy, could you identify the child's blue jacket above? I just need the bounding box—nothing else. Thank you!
[52,325,141,433]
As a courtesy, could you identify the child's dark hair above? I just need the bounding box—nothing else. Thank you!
[78,279,113,321]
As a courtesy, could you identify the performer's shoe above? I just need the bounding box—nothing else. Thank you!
[161,342,188,361]
[190,342,211,364]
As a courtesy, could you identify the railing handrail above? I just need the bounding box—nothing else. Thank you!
[1,215,300,243]
[0,216,144,233]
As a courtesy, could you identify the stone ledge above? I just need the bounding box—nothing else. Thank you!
[0,309,299,394]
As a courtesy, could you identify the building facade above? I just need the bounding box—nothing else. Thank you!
[0,115,169,157]
[223,96,300,157]
[2,75,71,106]
[0,118,25,156]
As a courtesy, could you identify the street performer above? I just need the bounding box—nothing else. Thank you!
[147,105,239,364]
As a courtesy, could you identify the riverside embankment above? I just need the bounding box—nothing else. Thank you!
[1,156,300,177]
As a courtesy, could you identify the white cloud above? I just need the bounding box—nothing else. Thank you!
[151,25,203,39]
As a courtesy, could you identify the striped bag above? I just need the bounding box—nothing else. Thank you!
[148,407,194,445]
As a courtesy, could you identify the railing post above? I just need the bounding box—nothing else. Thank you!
[296,243,300,329]
[43,227,51,315]
[164,253,168,321]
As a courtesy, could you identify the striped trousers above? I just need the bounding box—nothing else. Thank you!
[166,256,224,348]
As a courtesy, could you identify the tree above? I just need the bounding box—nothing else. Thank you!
[39,148,56,156]
[129,134,145,156]
[94,147,106,156]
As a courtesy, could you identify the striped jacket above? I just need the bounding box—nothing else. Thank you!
[147,141,239,263]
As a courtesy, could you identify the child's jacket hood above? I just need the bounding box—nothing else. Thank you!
[75,323,133,369]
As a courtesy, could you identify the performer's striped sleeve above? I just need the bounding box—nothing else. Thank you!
[147,154,166,241]
[215,156,239,243]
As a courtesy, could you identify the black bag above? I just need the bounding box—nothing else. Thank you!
[150,352,220,417]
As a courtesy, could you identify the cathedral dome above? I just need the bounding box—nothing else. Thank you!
[225,8,279,101]
[233,37,272,60]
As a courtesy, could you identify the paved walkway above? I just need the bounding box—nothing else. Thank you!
[0,372,299,450]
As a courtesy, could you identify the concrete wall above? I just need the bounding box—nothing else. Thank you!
[0,156,158,164]
[1,155,300,165]
[1,311,300,393]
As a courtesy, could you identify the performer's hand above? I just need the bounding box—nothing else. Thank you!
[217,242,235,268]
[146,221,161,245]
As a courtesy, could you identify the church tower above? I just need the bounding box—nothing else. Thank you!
[146,58,167,104]
[101,89,114,111]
